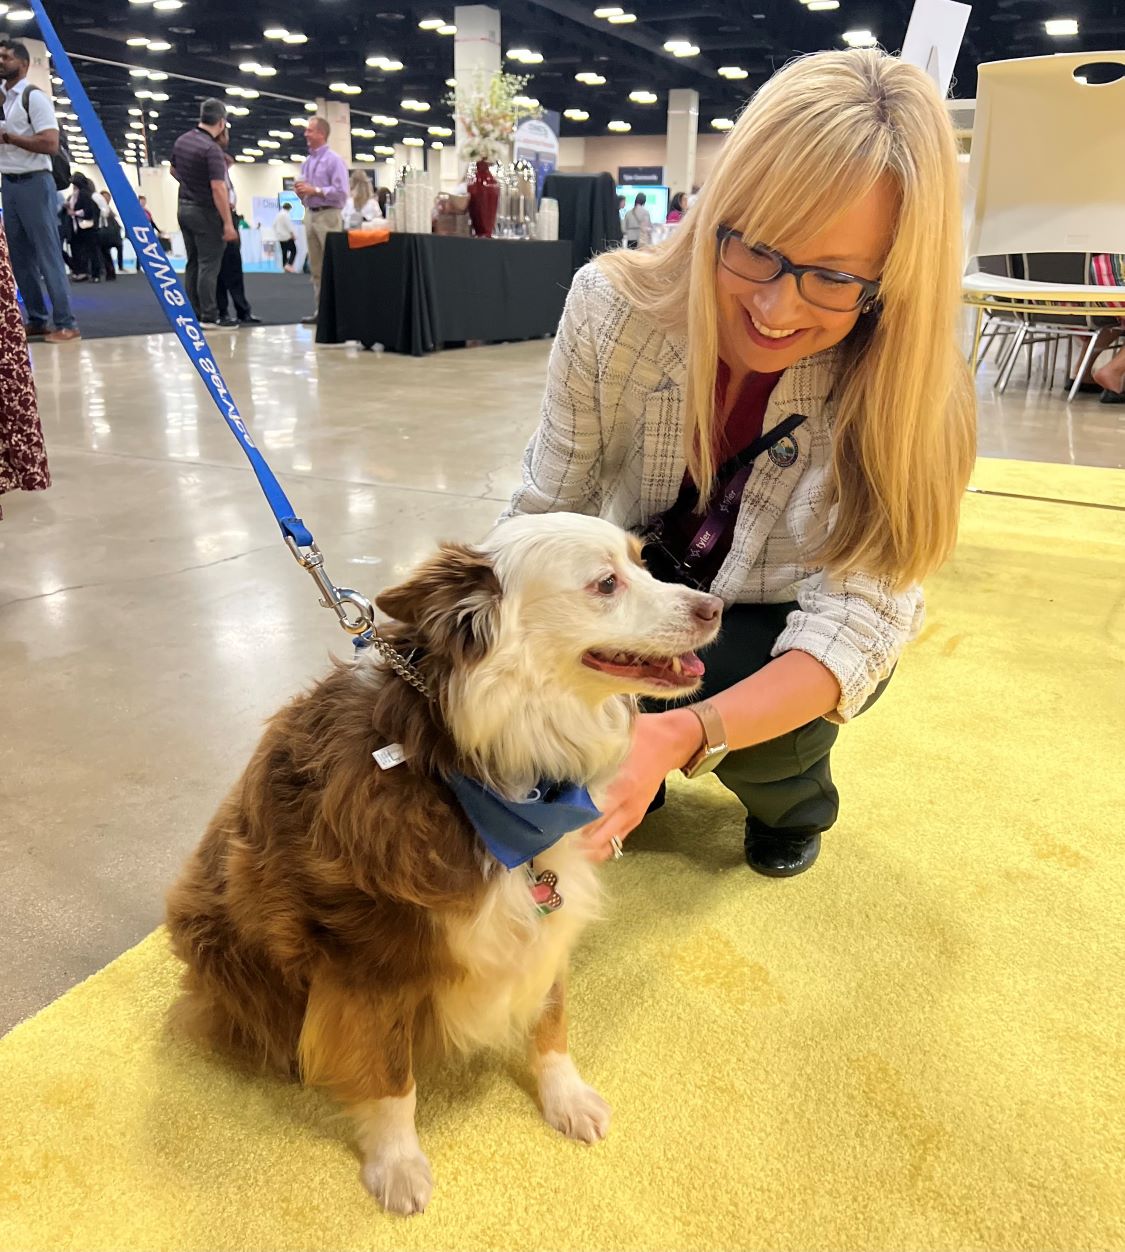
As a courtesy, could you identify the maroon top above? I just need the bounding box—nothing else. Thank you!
[653,363,783,583]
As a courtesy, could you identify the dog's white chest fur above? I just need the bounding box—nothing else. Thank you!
[435,833,602,1054]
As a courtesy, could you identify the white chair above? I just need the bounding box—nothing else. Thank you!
[963,51,1125,400]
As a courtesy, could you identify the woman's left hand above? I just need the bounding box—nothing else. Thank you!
[580,710,701,862]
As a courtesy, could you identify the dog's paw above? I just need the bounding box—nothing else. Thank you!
[361,1150,434,1216]
[538,1055,612,1144]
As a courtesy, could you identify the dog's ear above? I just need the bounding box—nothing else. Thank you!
[375,544,502,666]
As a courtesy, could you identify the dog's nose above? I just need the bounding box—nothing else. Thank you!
[693,594,723,624]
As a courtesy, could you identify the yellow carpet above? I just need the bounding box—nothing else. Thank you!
[3,458,1124,1252]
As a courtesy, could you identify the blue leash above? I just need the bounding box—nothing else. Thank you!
[27,0,376,639]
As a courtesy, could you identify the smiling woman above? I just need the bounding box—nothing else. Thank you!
[505,49,976,879]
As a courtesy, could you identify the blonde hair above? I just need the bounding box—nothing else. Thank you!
[599,49,976,588]
[349,169,373,208]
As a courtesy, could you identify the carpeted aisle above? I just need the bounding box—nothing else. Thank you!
[2,460,1123,1252]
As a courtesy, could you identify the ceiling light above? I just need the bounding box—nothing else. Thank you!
[403,136,424,146]
[563,108,589,121]
[575,71,607,85]
[629,89,657,103]
[269,158,283,165]
[665,41,700,56]
[130,67,150,77]
[356,152,376,161]
[431,141,444,149]
[152,0,182,9]
[259,139,280,148]
[126,36,150,46]
[148,39,172,49]
[330,82,362,94]
[607,13,636,22]
[418,17,444,29]
[445,77,456,87]
[152,91,169,100]
[1044,18,1078,36]
[289,154,303,163]
[236,155,254,163]
[373,114,399,126]
[805,0,839,8]
[148,71,168,79]
[56,96,71,104]
[437,24,456,34]
[351,126,376,137]
[593,6,623,15]
[129,106,142,115]
[711,117,734,130]
[283,32,306,43]
[374,145,395,155]
[367,54,404,70]
[305,102,317,111]
[6,7,32,17]
[428,124,453,135]
[507,48,543,63]
[289,116,307,126]
[148,123,158,130]
[229,105,250,116]
[607,119,631,131]
[263,26,288,38]
[513,96,539,108]
[401,98,430,111]
[134,89,152,98]
[243,147,263,155]
[718,66,748,78]
[842,29,877,47]
[129,119,144,128]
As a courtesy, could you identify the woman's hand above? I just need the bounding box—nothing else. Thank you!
[581,709,703,862]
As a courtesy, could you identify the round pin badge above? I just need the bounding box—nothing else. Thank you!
[768,435,799,468]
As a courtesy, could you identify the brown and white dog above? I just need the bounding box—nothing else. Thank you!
[166,513,721,1215]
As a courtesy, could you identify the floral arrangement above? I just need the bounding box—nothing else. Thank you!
[449,69,541,163]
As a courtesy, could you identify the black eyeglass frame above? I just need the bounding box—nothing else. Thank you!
[715,226,881,312]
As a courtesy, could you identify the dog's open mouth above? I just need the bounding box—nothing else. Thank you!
[581,648,705,689]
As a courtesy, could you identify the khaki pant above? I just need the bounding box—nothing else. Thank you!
[303,207,342,315]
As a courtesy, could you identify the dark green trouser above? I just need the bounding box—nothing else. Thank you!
[690,602,892,834]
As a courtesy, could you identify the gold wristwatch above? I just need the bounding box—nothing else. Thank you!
[681,701,729,778]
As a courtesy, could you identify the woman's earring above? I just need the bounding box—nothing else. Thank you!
[861,299,877,315]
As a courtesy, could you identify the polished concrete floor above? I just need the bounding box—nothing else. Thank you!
[1,325,1121,1034]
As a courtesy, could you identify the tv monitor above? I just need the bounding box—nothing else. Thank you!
[616,184,669,225]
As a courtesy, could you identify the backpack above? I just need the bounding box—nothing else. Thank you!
[21,84,73,190]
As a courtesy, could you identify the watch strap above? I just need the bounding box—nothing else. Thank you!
[689,701,726,752]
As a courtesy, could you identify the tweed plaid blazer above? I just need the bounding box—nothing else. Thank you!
[505,262,925,721]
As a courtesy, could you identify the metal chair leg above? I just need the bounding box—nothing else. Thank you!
[997,324,1028,392]
[1068,328,1110,402]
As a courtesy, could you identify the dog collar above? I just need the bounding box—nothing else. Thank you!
[447,775,601,870]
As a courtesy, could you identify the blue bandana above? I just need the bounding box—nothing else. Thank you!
[447,775,601,870]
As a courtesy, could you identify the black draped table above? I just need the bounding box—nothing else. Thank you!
[316,233,574,355]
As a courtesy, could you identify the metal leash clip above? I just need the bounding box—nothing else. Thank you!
[284,536,375,636]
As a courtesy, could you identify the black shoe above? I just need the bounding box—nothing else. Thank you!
[744,821,822,878]
[1065,377,1103,395]
[238,315,262,325]
[217,317,240,328]
[1099,388,1125,404]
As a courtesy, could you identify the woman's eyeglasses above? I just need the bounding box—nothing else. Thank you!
[716,226,881,314]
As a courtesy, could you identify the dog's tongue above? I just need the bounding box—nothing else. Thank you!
[678,651,705,677]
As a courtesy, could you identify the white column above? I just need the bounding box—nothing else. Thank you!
[316,98,353,165]
[24,38,51,95]
[453,5,501,168]
[665,88,699,197]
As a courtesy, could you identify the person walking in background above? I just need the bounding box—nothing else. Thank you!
[343,168,382,229]
[667,191,687,223]
[273,202,297,272]
[68,173,102,282]
[214,151,260,327]
[97,190,124,276]
[294,116,347,324]
[622,193,653,248]
[0,220,50,513]
[0,36,80,342]
[171,97,238,329]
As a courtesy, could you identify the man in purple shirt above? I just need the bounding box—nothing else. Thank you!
[294,116,347,324]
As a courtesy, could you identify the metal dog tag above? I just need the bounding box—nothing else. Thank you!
[372,743,407,770]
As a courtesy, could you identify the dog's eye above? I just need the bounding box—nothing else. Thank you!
[596,575,617,596]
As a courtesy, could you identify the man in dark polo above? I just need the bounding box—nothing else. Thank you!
[170,97,237,328]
